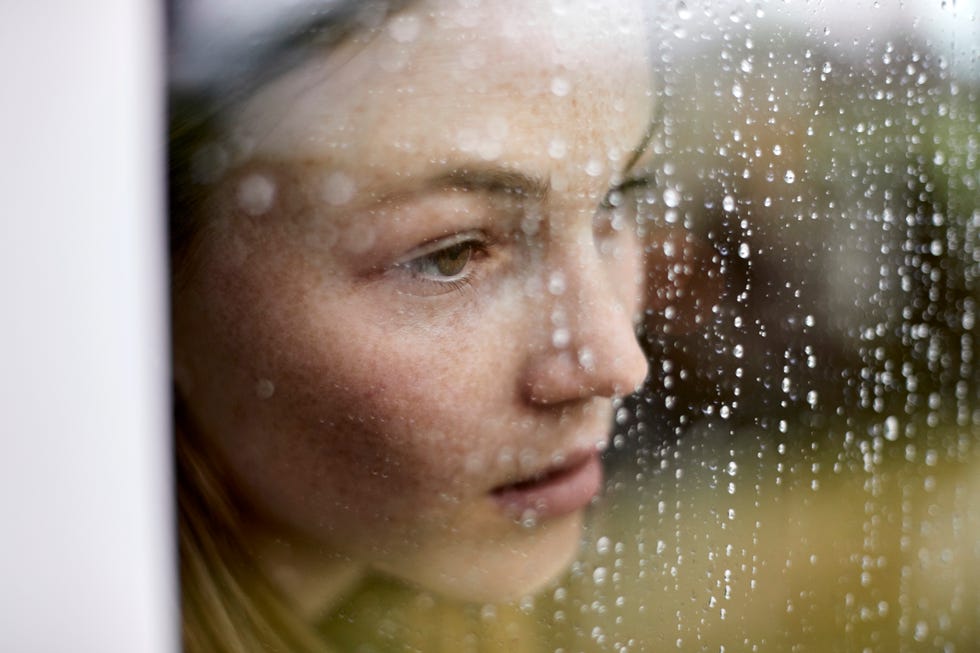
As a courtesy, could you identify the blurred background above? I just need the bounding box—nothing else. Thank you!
[592,1,980,651]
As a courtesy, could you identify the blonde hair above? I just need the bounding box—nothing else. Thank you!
[169,4,412,649]
[176,409,336,653]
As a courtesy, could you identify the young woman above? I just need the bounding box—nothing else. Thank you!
[169,0,657,649]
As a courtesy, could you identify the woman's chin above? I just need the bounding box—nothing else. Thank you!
[376,510,585,605]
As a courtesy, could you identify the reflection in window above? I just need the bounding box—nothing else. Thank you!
[169,1,978,651]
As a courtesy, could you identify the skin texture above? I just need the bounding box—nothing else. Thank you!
[173,0,654,608]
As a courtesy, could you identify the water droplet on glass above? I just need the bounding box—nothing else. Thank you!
[548,271,566,295]
[548,137,567,159]
[322,172,356,206]
[550,76,571,97]
[596,536,611,555]
[584,158,604,177]
[592,567,608,585]
[615,406,629,425]
[477,138,502,161]
[884,415,899,441]
[480,604,497,621]
[552,328,571,349]
[577,347,596,372]
[237,173,276,216]
[914,621,929,642]
[387,14,421,43]
[254,378,275,400]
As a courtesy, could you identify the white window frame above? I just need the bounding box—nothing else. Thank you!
[0,3,176,652]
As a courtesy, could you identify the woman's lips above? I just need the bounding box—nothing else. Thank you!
[490,451,603,521]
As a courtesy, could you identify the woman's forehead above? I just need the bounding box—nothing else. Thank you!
[229,0,654,164]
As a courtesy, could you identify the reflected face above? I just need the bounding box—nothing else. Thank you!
[173,0,653,602]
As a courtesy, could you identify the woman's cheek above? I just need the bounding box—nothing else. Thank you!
[199,232,531,529]
[279,310,502,485]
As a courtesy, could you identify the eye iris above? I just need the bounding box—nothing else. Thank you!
[432,243,472,277]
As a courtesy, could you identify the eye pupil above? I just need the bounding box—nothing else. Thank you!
[433,243,473,277]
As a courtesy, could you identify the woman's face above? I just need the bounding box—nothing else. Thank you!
[174,0,654,602]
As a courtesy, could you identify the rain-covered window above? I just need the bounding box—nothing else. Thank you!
[168,1,978,651]
[585,3,979,651]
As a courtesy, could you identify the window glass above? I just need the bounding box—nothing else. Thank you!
[169,1,978,651]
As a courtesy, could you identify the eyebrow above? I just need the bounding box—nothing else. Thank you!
[425,166,551,201]
[371,109,662,207]
[418,122,658,204]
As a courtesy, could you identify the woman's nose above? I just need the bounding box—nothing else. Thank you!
[522,253,650,406]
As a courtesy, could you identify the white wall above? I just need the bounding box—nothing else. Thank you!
[0,2,176,652]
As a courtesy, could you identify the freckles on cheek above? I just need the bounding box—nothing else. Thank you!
[353,333,497,474]
[256,414,424,529]
[281,359,464,497]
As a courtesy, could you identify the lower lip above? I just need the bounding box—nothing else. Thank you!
[491,452,603,521]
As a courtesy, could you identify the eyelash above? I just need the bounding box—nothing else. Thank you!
[394,233,490,295]
[595,175,657,239]
[600,174,657,210]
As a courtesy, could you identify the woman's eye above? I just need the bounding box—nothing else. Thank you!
[415,241,475,279]
[601,174,656,211]
[393,235,490,295]
[595,196,640,244]
[596,175,656,239]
